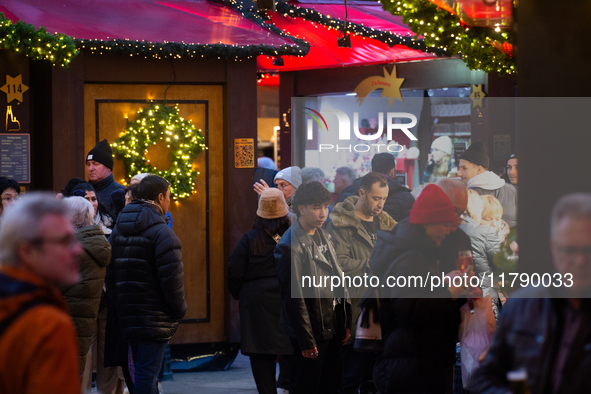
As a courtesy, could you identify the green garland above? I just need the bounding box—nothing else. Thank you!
[112,104,206,200]
[274,1,449,57]
[77,1,310,60]
[0,13,78,67]
[380,0,515,75]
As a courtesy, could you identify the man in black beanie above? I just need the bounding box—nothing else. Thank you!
[458,141,517,227]
[86,139,124,218]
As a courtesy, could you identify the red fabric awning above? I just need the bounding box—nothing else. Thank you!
[0,0,293,47]
[257,3,435,72]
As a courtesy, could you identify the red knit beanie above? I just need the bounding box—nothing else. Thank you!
[409,184,456,224]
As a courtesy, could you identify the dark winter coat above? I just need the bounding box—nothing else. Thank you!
[106,200,187,342]
[274,220,349,351]
[471,287,591,394]
[438,227,472,274]
[228,229,292,356]
[336,175,415,222]
[369,219,461,393]
[91,174,124,218]
[62,224,111,373]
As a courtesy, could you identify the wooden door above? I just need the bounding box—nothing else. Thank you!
[84,84,225,343]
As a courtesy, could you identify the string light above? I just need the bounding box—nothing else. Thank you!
[0,13,78,67]
[112,104,207,200]
[379,0,515,75]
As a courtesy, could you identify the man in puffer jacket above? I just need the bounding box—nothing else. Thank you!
[458,141,518,227]
[107,175,187,394]
[62,197,111,375]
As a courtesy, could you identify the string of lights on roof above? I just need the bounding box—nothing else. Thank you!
[380,0,515,75]
[0,13,78,67]
[274,1,449,56]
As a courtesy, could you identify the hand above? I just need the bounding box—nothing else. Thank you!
[302,347,319,359]
[253,179,270,196]
[341,327,351,346]
[445,270,465,299]
[56,193,63,199]
[466,286,483,299]
[427,153,433,164]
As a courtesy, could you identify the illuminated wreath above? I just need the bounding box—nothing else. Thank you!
[112,103,206,200]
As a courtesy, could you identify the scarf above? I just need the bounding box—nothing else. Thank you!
[140,199,165,216]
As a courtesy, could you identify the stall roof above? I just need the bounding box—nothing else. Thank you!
[0,0,293,47]
[257,2,437,72]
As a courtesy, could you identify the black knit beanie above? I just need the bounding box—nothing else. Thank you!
[460,141,489,169]
[86,139,114,170]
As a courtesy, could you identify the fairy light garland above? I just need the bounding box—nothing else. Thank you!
[0,13,78,67]
[380,0,515,75]
[112,104,207,200]
[76,0,310,61]
[274,1,449,56]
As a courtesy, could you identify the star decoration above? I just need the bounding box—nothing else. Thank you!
[470,84,486,108]
[0,75,29,103]
[354,66,405,107]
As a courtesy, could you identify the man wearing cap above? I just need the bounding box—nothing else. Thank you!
[254,166,302,207]
[458,141,517,227]
[86,139,125,218]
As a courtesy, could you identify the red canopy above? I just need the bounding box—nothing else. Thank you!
[0,0,293,47]
[257,3,435,72]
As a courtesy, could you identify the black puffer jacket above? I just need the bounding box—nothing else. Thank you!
[369,219,461,394]
[336,175,414,222]
[62,224,111,373]
[107,200,187,341]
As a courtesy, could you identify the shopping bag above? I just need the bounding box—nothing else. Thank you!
[459,297,497,389]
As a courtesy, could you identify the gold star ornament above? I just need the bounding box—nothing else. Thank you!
[0,75,29,103]
[470,84,486,108]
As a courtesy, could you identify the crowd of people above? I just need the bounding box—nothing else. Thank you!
[2,136,590,394]
[0,139,186,394]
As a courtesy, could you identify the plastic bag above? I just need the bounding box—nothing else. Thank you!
[459,297,497,389]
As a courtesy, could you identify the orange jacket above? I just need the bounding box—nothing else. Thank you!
[0,266,80,394]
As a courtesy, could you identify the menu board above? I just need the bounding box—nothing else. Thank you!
[0,134,30,183]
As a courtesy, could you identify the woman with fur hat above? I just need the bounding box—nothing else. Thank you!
[228,188,293,394]
[370,184,481,393]
[423,136,453,184]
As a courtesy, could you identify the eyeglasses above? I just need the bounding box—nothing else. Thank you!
[30,234,78,249]
[556,246,591,260]
[275,182,290,190]
[2,196,19,204]
[455,207,469,219]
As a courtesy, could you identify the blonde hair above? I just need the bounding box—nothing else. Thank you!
[427,154,451,183]
[466,189,483,223]
[481,195,503,220]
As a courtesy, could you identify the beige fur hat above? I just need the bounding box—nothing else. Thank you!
[257,188,289,219]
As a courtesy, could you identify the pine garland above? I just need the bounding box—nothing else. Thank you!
[0,13,78,67]
[274,1,449,56]
[380,0,515,75]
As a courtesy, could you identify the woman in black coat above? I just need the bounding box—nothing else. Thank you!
[228,188,293,394]
[369,184,478,394]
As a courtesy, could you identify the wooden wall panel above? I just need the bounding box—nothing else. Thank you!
[84,84,225,343]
